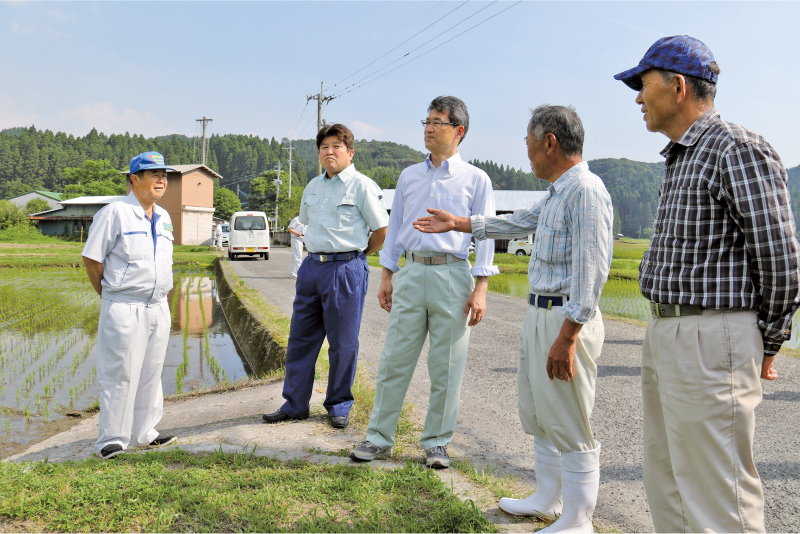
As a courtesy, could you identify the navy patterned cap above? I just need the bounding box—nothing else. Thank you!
[614,35,718,91]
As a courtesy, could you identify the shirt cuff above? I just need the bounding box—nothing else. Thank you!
[763,342,781,357]
[378,250,400,273]
[471,215,487,241]
[471,265,500,277]
[561,302,595,325]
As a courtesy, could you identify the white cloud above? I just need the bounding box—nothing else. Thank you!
[351,120,381,141]
[0,95,37,130]
[57,102,172,137]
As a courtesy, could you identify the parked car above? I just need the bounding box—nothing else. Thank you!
[221,223,230,247]
[507,234,534,256]
[228,211,270,260]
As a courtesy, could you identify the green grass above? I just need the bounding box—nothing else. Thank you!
[0,449,495,533]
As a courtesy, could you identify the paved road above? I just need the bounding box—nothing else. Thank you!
[230,247,800,533]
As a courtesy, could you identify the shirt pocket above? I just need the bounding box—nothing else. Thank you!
[121,231,150,262]
[535,225,570,264]
[439,193,470,216]
[336,195,360,228]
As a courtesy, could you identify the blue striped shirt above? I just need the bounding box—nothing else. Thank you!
[472,162,613,324]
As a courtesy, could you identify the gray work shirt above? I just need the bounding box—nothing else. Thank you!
[299,164,389,253]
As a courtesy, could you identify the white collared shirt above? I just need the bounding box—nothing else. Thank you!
[82,192,174,305]
[379,153,499,277]
[288,216,306,242]
[299,164,389,253]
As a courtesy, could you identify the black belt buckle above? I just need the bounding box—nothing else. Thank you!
[529,294,564,309]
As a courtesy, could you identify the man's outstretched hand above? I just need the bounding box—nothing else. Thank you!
[413,208,460,234]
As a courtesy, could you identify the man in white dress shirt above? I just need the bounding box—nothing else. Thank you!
[350,96,499,469]
[287,216,305,278]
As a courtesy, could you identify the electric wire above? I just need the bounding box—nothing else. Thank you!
[329,1,466,90]
[331,1,521,100]
[329,1,499,99]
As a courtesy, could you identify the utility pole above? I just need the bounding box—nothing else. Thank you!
[307,81,334,175]
[282,141,294,199]
[273,161,282,235]
[196,116,213,166]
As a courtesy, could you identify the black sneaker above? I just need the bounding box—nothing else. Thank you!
[425,445,450,469]
[100,444,124,459]
[148,434,177,448]
[349,440,392,461]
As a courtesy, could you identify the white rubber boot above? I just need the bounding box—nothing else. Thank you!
[539,442,600,533]
[498,437,563,520]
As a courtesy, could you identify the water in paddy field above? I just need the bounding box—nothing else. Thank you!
[0,268,252,457]
[492,274,800,351]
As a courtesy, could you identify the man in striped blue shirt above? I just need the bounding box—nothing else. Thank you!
[415,105,613,533]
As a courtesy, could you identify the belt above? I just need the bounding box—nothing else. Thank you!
[408,252,465,265]
[649,302,703,318]
[309,251,362,262]
[529,294,566,309]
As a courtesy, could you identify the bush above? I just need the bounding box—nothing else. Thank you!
[0,200,30,230]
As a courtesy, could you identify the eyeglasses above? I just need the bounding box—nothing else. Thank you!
[421,119,457,128]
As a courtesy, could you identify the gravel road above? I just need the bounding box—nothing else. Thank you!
[230,247,800,533]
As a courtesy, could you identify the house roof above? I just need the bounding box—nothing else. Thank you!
[34,190,64,201]
[380,189,548,212]
[59,195,126,205]
[169,164,223,180]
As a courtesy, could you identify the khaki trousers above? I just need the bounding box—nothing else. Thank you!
[366,259,473,450]
[642,309,765,533]
[517,303,604,452]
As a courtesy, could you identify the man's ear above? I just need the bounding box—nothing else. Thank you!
[545,132,558,154]
[673,74,689,101]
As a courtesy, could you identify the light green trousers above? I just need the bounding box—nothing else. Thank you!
[366,259,474,450]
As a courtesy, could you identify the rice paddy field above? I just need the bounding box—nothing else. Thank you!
[0,266,250,457]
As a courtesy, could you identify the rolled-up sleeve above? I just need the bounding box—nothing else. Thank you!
[470,174,499,277]
[379,178,406,272]
[562,185,613,324]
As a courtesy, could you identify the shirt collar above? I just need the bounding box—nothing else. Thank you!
[327,163,356,183]
[425,152,463,175]
[125,191,147,220]
[549,161,588,195]
[660,108,720,158]
[124,191,160,222]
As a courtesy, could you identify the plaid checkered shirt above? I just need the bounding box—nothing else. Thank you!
[640,109,800,356]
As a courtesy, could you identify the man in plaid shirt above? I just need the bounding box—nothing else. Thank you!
[615,35,800,532]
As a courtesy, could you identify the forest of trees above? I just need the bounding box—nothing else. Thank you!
[2,125,798,237]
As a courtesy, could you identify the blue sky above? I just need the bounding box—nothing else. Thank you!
[2,1,799,171]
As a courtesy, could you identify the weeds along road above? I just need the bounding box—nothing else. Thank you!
[229,247,800,533]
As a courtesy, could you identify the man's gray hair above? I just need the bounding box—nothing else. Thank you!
[428,95,469,144]
[528,105,584,157]
[656,67,719,103]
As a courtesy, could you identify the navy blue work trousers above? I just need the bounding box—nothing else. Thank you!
[280,253,369,418]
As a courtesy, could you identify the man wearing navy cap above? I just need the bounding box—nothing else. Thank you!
[82,151,178,459]
[615,36,800,532]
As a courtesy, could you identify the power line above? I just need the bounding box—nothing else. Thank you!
[329,1,467,90]
[325,1,445,84]
[331,1,521,100]
[329,1,499,99]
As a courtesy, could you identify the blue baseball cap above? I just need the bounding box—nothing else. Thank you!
[614,35,718,91]
[129,151,177,175]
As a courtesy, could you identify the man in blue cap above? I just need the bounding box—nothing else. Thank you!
[614,36,800,532]
[82,151,179,459]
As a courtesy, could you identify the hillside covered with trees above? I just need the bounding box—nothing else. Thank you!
[2,125,798,237]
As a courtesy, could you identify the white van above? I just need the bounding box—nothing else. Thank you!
[507,234,534,256]
[228,211,270,260]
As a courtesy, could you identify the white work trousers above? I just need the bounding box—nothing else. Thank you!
[95,299,170,451]
[642,309,765,533]
[517,302,604,452]
[288,238,304,277]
